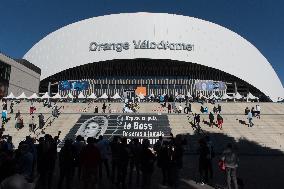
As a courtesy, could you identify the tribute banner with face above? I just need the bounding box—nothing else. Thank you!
[72,114,171,145]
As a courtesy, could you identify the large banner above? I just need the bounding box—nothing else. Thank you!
[195,81,226,91]
[59,80,89,91]
[65,114,171,145]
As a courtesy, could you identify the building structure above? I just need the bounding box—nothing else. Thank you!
[23,13,284,101]
[0,53,41,98]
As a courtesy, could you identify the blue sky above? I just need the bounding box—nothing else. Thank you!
[0,0,283,85]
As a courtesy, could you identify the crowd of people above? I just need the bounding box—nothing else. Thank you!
[0,131,242,189]
[0,133,187,189]
[0,98,267,189]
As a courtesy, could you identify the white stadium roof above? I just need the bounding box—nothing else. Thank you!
[23,12,284,101]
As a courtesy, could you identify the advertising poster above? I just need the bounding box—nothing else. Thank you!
[64,114,171,145]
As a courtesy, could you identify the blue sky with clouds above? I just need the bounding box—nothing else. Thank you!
[0,0,283,85]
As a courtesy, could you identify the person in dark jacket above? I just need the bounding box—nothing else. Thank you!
[80,137,101,189]
[57,139,75,189]
[198,138,210,185]
[157,141,170,185]
[140,139,155,189]
[218,104,222,113]
[128,138,141,185]
[168,136,184,187]
[110,136,121,184]
[117,137,129,188]
[167,103,172,113]
[209,112,214,128]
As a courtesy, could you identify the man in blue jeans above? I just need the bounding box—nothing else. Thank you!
[221,143,239,189]
[247,111,254,127]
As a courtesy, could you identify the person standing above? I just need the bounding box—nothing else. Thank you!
[1,110,7,124]
[15,111,22,130]
[205,136,215,182]
[38,113,45,129]
[97,135,110,181]
[217,114,223,130]
[209,112,214,128]
[2,100,7,110]
[128,138,141,185]
[195,114,201,129]
[218,104,222,113]
[140,139,155,189]
[28,116,35,133]
[198,138,210,185]
[247,111,254,127]
[108,104,111,113]
[255,105,261,119]
[178,104,183,114]
[244,107,250,115]
[17,143,34,182]
[80,137,101,189]
[167,103,172,114]
[57,139,75,189]
[10,101,14,114]
[94,106,99,113]
[102,103,106,113]
[221,143,239,189]
[29,103,35,115]
[117,137,129,189]
[110,136,120,184]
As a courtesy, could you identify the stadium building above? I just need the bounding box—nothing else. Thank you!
[22,13,284,102]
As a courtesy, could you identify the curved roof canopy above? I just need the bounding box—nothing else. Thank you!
[24,12,284,101]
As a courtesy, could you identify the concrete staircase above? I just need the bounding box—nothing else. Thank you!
[1,101,284,154]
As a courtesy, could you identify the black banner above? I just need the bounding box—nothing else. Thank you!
[62,114,171,146]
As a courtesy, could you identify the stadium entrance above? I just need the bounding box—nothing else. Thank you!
[40,59,267,100]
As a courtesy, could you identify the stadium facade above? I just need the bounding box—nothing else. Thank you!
[0,53,41,98]
[23,13,284,101]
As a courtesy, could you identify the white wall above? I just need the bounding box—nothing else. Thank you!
[24,12,284,101]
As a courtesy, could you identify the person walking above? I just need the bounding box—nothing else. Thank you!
[221,143,239,189]
[247,111,254,127]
